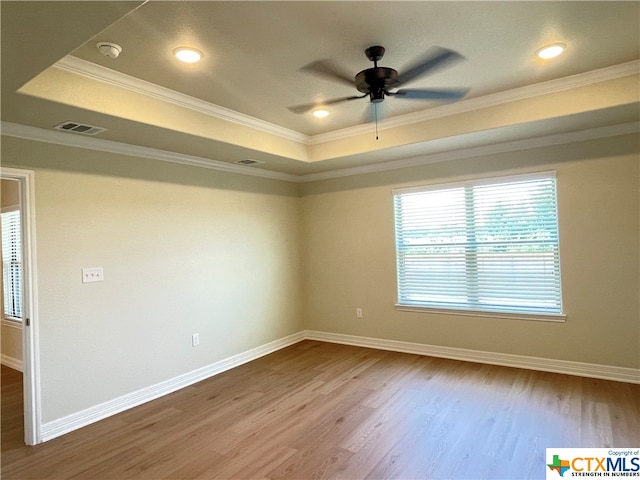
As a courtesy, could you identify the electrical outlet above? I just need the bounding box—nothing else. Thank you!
[82,267,104,283]
[191,333,200,347]
[356,308,363,319]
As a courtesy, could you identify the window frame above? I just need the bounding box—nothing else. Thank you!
[392,171,566,322]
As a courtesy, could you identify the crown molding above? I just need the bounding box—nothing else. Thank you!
[55,56,309,145]
[0,122,299,183]
[54,57,638,150]
[299,121,640,182]
[2,121,637,184]
[308,60,640,145]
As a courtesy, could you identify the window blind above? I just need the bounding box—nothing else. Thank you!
[2,210,23,319]
[393,173,562,316]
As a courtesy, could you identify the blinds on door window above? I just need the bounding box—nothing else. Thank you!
[2,209,22,319]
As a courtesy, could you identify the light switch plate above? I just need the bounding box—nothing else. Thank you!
[82,267,104,283]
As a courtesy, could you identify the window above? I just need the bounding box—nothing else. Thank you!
[393,172,563,319]
[2,209,22,320]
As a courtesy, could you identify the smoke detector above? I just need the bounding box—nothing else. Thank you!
[96,42,122,59]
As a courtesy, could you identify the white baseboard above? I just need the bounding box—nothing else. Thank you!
[1,353,23,372]
[39,328,639,443]
[304,330,640,384]
[40,331,305,442]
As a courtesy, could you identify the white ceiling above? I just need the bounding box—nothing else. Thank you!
[1,1,639,179]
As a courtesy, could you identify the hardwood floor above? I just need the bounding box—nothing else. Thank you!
[2,341,639,479]
[1,364,24,457]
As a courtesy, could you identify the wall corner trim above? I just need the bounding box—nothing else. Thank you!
[304,330,640,384]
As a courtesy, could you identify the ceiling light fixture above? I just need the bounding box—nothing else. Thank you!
[173,47,203,64]
[536,43,566,59]
[312,108,330,118]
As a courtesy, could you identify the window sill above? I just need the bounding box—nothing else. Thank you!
[2,317,23,328]
[394,304,567,323]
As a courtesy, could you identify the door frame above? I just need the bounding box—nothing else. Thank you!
[1,167,40,445]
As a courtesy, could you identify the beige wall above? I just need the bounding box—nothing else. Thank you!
[1,178,20,208]
[1,131,638,427]
[2,136,302,422]
[1,321,22,366]
[301,133,640,369]
[1,178,23,368]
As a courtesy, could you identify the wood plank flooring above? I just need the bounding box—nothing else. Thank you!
[2,340,639,479]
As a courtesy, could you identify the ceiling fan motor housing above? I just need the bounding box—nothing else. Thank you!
[355,67,398,102]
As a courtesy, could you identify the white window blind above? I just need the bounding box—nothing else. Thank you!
[2,210,23,319]
[393,173,562,317]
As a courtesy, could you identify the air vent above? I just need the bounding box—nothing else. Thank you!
[54,121,107,136]
[234,159,264,166]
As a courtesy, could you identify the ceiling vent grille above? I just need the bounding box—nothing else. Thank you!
[234,159,264,166]
[54,121,107,136]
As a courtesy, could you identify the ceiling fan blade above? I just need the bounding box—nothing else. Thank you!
[393,88,470,101]
[298,59,355,88]
[395,47,465,87]
[287,94,365,114]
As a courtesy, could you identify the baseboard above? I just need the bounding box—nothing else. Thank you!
[1,353,23,372]
[304,330,640,384]
[38,328,639,443]
[40,331,305,442]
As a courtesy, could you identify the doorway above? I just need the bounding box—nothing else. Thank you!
[0,168,40,445]
[1,178,23,368]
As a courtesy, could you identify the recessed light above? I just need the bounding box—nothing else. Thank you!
[173,47,203,63]
[536,43,566,59]
[312,108,330,118]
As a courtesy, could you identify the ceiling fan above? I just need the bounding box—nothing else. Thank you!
[288,45,469,115]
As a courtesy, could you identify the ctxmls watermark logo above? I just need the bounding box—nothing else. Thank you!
[546,448,639,479]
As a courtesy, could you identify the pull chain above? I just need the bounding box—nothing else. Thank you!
[375,103,379,140]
